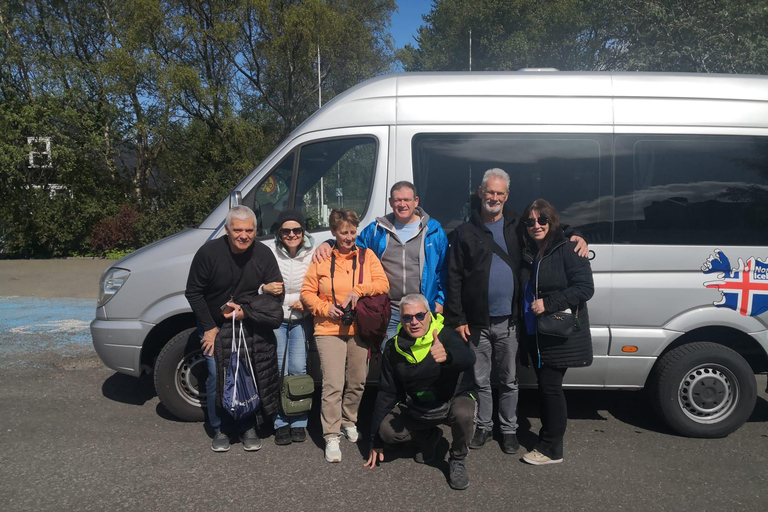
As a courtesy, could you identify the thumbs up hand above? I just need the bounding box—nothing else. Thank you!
[430,330,447,363]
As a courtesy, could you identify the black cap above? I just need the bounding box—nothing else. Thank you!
[276,209,306,230]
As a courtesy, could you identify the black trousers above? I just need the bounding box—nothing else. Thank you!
[534,365,568,460]
[378,395,476,460]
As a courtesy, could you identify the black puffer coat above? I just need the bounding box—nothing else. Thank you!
[521,230,594,368]
[214,293,283,424]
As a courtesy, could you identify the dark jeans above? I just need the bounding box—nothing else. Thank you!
[378,395,476,460]
[534,365,568,460]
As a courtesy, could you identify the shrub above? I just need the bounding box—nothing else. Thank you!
[89,204,140,255]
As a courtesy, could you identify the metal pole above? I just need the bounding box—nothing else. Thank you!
[469,30,472,71]
[317,44,322,108]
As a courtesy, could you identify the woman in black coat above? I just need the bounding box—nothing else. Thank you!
[519,199,594,465]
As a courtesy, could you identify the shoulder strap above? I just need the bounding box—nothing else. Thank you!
[468,222,516,271]
[281,312,311,379]
[357,247,365,284]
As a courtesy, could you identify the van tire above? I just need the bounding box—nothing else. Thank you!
[649,342,756,438]
[154,328,207,422]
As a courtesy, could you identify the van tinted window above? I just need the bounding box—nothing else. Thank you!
[412,133,611,241]
[245,152,294,237]
[246,137,377,236]
[296,137,377,230]
[614,135,768,245]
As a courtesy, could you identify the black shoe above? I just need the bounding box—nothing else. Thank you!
[414,427,442,464]
[448,458,470,490]
[275,426,292,445]
[211,431,230,452]
[501,433,520,454]
[469,428,491,449]
[290,427,306,443]
[241,428,262,451]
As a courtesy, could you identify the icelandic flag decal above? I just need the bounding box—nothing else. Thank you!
[702,249,768,317]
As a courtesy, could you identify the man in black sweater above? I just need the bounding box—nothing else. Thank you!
[185,205,283,452]
[364,293,476,490]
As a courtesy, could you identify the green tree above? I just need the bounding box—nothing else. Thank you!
[401,0,768,74]
[224,0,396,138]
[0,0,396,257]
[0,94,128,257]
[616,0,768,73]
[400,0,617,72]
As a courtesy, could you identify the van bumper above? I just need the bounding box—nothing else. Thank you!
[90,319,154,377]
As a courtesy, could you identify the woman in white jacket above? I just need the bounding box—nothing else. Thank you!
[263,209,317,445]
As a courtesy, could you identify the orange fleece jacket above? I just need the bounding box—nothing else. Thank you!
[301,247,389,336]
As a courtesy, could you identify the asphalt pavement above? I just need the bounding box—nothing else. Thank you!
[1,259,767,512]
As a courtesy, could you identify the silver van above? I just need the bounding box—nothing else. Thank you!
[91,71,768,438]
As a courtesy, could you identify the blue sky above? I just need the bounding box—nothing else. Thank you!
[391,0,434,49]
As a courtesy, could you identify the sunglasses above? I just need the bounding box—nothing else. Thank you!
[280,227,303,236]
[524,217,549,228]
[402,311,429,324]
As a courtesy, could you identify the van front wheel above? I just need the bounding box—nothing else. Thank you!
[649,342,756,438]
[154,328,207,421]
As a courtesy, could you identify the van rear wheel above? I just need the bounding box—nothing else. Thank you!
[649,342,756,438]
[154,328,207,421]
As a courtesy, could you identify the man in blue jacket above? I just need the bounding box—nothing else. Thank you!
[315,181,449,347]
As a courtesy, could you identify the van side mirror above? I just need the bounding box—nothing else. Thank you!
[229,190,242,208]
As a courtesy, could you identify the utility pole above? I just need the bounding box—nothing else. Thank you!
[469,30,472,71]
[317,44,322,108]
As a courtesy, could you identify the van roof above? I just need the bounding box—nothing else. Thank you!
[296,71,768,132]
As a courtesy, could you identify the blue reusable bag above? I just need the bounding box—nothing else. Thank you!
[222,318,261,420]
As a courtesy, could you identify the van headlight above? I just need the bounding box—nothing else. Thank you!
[97,268,130,307]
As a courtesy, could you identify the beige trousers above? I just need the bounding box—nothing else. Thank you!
[315,334,369,440]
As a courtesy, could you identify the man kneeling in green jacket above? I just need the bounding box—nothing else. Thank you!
[364,293,477,490]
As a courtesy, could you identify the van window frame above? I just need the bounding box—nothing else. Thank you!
[294,134,380,234]
[244,133,381,239]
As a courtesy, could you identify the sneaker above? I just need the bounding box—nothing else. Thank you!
[274,426,292,446]
[290,427,306,443]
[241,428,262,452]
[414,427,442,464]
[211,431,230,452]
[501,433,520,454]
[325,436,342,463]
[522,449,563,465]
[448,458,470,490]
[469,428,491,449]
[341,425,359,443]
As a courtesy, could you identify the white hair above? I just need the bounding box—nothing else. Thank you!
[399,293,431,316]
[480,168,510,192]
[225,206,257,229]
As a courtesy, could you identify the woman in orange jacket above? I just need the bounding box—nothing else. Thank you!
[301,209,389,463]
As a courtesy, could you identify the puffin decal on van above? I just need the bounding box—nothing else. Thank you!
[702,249,768,317]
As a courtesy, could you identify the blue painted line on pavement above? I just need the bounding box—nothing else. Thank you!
[0,297,95,366]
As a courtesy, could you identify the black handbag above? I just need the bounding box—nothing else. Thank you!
[279,317,314,417]
[536,308,577,338]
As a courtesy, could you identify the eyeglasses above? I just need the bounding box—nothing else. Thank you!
[401,311,428,324]
[524,217,549,227]
[280,227,303,236]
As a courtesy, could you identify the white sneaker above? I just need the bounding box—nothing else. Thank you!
[341,425,359,443]
[325,436,342,463]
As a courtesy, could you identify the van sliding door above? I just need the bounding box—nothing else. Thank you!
[610,134,768,386]
[408,131,613,387]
